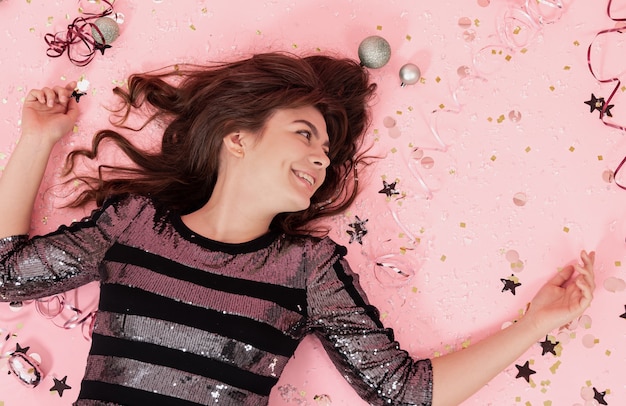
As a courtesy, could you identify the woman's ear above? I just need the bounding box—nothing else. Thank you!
[222,132,245,158]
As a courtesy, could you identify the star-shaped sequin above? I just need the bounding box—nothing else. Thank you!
[346,216,368,245]
[620,305,626,320]
[50,376,72,397]
[500,275,521,295]
[378,180,400,197]
[584,93,605,113]
[515,360,536,383]
[603,103,615,118]
[13,343,30,354]
[539,336,558,356]
[94,42,112,55]
[71,90,86,103]
[593,387,608,405]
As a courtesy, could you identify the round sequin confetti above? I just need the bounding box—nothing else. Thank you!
[421,156,435,169]
[603,276,626,292]
[513,192,527,206]
[463,30,476,42]
[411,148,424,160]
[457,65,471,77]
[508,110,522,122]
[383,116,397,128]
[579,314,592,329]
[581,334,597,348]
[458,17,472,29]
[505,249,519,262]
[602,170,614,183]
[478,0,490,6]
[580,386,594,401]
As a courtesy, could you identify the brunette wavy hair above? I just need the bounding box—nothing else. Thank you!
[64,52,377,235]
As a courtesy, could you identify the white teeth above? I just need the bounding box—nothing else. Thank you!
[296,171,314,186]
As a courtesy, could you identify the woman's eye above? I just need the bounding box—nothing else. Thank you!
[297,130,312,140]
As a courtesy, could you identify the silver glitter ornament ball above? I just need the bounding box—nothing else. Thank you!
[358,36,391,69]
[91,17,120,45]
[399,63,421,87]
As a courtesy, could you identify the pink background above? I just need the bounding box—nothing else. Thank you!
[1,0,626,405]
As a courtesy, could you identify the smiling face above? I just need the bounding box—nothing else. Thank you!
[237,105,331,216]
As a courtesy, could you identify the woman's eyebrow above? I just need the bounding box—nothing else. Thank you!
[293,119,330,147]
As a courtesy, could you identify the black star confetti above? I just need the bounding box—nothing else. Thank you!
[50,376,72,397]
[94,42,112,55]
[539,336,558,356]
[13,343,30,354]
[604,103,615,118]
[500,275,521,295]
[620,305,626,320]
[514,360,536,383]
[584,93,605,113]
[593,387,608,405]
[71,90,86,103]
[378,180,400,197]
[346,216,368,245]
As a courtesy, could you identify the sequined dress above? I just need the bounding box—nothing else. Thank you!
[0,195,432,405]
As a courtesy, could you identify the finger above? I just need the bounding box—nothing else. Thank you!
[42,87,57,107]
[550,265,575,287]
[575,264,596,291]
[26,89,46,104]
[575,277,593,308]
[53,85,70,104]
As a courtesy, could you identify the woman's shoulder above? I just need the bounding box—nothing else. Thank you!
[282,233,348,259]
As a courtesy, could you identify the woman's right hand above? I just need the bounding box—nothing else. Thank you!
[21,81,80,147]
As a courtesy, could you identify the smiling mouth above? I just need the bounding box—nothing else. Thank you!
[294,170,315,187]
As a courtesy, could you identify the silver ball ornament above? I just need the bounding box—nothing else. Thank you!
[358,35,391,69]
[91,17,120,45]
[399,63,421,87]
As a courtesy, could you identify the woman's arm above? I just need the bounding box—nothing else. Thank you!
[430,250,595,406]
[0,82,79,238]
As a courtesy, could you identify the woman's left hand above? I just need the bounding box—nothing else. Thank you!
[524,250,595,336]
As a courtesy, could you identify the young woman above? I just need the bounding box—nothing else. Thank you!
[0,52,595,406]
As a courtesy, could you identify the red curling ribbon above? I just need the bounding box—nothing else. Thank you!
[587,0,626,188]
[44,0,117,67]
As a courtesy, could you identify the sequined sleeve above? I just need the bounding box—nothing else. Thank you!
[0,194,150,302]
[307,239,433,406]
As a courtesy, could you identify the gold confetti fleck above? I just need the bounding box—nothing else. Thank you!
[569,146,575,152]
[292,43,298,49]
[201,7,208,14]
[490,155,497,161]
[606,349,611,356]
[381,311,388,320]
[439,103,445,109]
[435,76,441,83]
[549,360,561,374]
[573,40,580,46]
[407,106,413,111]
[47,16,54,26]
[390,147,397,154]
[376,25,383,30]
[549,85,555,91]
[544,401,552,406]
[460,222,466,228]
[520,48,528,53]
[462,339,471,349]
[487,117,493,122]
[440,255,447,262]
[42,216,48,225]
[405,34,412,41]
[621,86,626,92]
[73,125,79,133]
[615,261,621,267]
[29,27,35,33]
[598,155,603,161]
[563,65,571,70]
[411,286,418,293]
[491,49,497,55]
[525,146,531,152]
[497,114,505,123]
[419,77,426,84]
[396,110,403,115]
[256,29,262,35]
[505,55,512,61]
[474,19,480,27]
[189,24,196,30]
[563,226,570,233]
[513,26,521,35]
